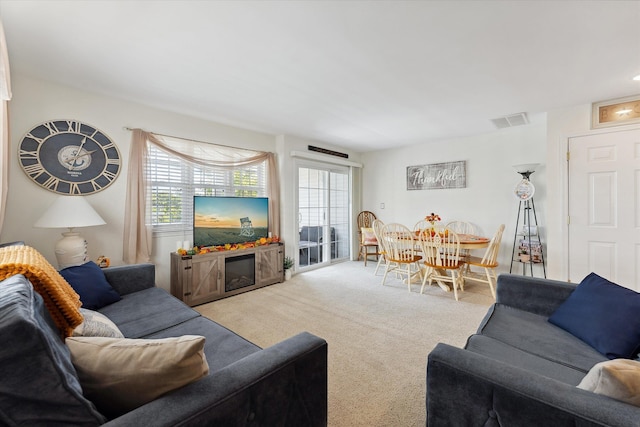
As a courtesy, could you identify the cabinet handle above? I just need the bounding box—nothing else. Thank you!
[184,266,192,270]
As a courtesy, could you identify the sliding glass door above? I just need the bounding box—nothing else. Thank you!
[297,162,350,270]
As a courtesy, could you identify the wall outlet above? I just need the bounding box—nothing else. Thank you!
[380,203,385,209]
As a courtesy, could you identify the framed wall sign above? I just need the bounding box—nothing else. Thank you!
[407,160,466,190]
[592,95,640,129]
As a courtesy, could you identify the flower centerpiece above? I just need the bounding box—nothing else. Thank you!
[424,212,442,237]
[425,212,441,226]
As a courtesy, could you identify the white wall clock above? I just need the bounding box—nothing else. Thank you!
[514,179,535,201]
[18,120,121,195]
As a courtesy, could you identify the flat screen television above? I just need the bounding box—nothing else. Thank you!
[193,196,269,248]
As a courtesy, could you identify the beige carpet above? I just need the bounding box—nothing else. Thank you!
[195,261,494,427]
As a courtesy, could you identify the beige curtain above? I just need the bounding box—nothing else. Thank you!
[123,129,152,263]
[123,129,281,263]
[0,20,12,234]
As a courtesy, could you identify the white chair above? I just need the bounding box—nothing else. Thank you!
[413,219,431,234]
[380,223,423,291]
[445,221,478,236]
[419,228,465,301]
[463,224,505,299]
[445,220,479,267]
[372,219,387,275]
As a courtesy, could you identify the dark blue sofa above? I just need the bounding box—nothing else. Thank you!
[0,262,328,426]
[426,274,640,426]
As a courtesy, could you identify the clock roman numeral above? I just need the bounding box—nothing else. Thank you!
[22,162,45,178]
[43,121,60,135]
[69,183,81,195]
[101,142,115,150]
[91,181,103,191]
[103,170,117,182]
[25,132,44,144]
[42,175,60,191]
[106,158,119,165]
[19,149,38,159]
[66,120,80,133]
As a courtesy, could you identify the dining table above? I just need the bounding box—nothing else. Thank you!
[411,232,491,292]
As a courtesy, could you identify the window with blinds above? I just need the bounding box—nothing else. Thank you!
[146,145,267,233]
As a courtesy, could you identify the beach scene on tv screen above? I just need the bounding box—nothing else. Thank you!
[194,197,269,247]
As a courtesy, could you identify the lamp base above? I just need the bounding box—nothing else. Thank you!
[55,231,88,269]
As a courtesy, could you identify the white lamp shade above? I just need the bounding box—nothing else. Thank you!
[34,196,106,229]
[512,163,540,174]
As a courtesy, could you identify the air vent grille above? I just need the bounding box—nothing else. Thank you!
[491,112,529,129]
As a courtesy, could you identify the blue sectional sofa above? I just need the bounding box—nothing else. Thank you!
[0,261,328,426]
[426,274,640,426]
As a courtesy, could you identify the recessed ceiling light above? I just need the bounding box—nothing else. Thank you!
[634,75,640,81]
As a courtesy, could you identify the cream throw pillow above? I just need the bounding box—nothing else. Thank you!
[577,359,640,407]
[361,227,378,244]
[73,308,124,338]
[66,335,209,416]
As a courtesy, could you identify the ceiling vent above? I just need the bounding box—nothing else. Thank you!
[491,112,529,129]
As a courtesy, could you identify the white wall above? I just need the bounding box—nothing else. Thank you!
[1,73,620,286]
[361,119,548,277]
[1,75,276,290]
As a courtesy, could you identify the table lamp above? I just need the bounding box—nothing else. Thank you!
[34,196,106,269]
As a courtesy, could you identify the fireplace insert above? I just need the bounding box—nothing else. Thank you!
[225,253,255,292]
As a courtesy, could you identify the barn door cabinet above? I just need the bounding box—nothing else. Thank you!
[170,243,284,306]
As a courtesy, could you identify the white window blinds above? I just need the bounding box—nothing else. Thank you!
[146,143,267,233]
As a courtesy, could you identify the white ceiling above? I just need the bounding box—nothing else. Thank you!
[1,1,639,152]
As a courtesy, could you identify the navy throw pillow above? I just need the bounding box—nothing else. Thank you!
[548,273,640,359]
[60,261,121,310]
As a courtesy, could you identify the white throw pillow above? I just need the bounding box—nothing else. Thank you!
[73,308,124,338]
[577,359,640,407]
[66,335,209,417]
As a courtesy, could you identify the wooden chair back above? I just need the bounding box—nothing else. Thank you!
[357,211,378,265]
[381,223,417,263]
[413,219,431,233]
[419,228,466,300]
[445,221,478,236]
[476,224,505,267]
[419,228,462,269]
[357,211,377,229]
[372,219,386,252]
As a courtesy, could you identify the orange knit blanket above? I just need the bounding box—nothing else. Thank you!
[0,245,82,337]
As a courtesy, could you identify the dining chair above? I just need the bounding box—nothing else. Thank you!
[419,228,465,301]
[413,219,431,234]
[357,211,378,262]
[445,220,478,267]
[380,223,422,291]
[463,224,505,299]
[372,219,387,275]
[360,226,379,266]
[445,220,480,236]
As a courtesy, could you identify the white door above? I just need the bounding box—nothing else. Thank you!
[568,128,640,290]
[296,162,350,270]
